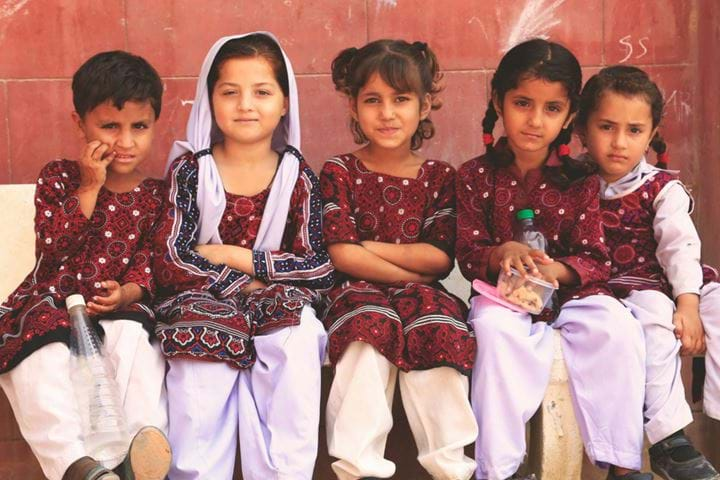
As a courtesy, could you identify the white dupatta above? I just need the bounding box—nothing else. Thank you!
[165,32,300,250]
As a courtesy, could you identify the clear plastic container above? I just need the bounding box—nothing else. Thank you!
[496,268,556,314]
[67,294,129,468]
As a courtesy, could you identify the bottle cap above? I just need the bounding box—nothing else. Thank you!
[516,209,535,220]
[66,294,86,310]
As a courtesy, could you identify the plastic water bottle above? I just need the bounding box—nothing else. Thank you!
[67,294,129,467]
[514,209,547,252]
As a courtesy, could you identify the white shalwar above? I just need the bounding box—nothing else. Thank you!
[165,306,327,480]
[599,158,720,429]
[0,319,168,480]
[326,341,478,480]
[469,294,646,480]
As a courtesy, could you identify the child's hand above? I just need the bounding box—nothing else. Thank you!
[241,279,268,295]
[87,280,127,315]
[195,244,235,266]
[535,262,563,288]
[673,295,706,356]
[496,241,553,277]
[78,140,115,191]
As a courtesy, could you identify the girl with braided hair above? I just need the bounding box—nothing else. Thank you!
[456,39,650,480]
[577,65,720,480]
[320,39,477,480]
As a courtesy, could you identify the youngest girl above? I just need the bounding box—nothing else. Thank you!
[577,65,719,480]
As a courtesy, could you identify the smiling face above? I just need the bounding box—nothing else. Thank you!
[210,56,288,148]
[353,72,431,153]
[73,99,156,176]
[494,76,573,162]
[581,90,657,183]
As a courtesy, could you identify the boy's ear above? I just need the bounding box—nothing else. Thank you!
[420,93,432,120]
[71,111,87,140]
[282,97,288,117]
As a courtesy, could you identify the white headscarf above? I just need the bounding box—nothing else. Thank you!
[165,32,300,250]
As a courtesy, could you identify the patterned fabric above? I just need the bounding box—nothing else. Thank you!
[0,160,164,373]
[153,150,334,369]
[601,171,718,297]
[456,154,612,311]
[320,153,475,374]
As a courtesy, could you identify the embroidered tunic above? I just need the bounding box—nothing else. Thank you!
[456,154,612,310]
[321,153,475,374]
[0,160,164,373]
[153,149,334,369]
[599,163,717,298]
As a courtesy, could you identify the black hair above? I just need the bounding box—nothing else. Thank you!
[207,34,289,97]
[482,38,594,187]
[72,50,163,119]
[577,65,668,168]
[331,39,443,150]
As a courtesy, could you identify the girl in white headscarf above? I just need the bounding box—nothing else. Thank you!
[152,32,333,480]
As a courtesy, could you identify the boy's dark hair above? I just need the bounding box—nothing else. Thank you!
[72,50,163,119]
[577,65,668,168]
[482,38,594,187]
[331,39,443,151]
[207,34,289,97]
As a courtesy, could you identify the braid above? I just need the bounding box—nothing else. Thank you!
[548,126,598,188]
[481,100,498,154]
[651,132,669,169]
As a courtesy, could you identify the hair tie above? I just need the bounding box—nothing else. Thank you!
[557,144,570,156]
[657,151,669,167]
[193,148,212,160]
[483,133,494,146]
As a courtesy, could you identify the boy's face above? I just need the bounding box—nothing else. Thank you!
[72,100,156,176]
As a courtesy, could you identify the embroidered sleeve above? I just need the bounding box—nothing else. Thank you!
[456,159,497,282]
[121,188,164,299]
[34,160,91,260]
[555,178,610,286]
[155,154,252,298]
[252,163,335,291]
[320,157,361,245]
[420,163,457,257]
[653,181,702,297]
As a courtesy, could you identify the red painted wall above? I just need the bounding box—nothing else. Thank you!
[0,0,715,251]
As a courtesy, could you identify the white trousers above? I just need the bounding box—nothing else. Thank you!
[165,306,327,480]
[469,295,646,480]
[699,281,720,420]
[326,341,478,480]
[0,319,168,480]
[621,290,693,443]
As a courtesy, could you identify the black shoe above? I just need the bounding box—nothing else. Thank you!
[506,474,537,480]
[649,430,720,480]
[63,457,120,480]
[606,470,653,480]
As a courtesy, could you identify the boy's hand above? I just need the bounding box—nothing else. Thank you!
[673,294,706,356]
[87,280,127,314]
[496,241,553,277]
[78,140,115,191]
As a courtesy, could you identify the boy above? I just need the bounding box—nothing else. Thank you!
[0,51,170,480]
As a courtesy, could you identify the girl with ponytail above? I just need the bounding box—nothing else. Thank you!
[321,39,477,480]
[576,65,720,480]
[457,39,651,479]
